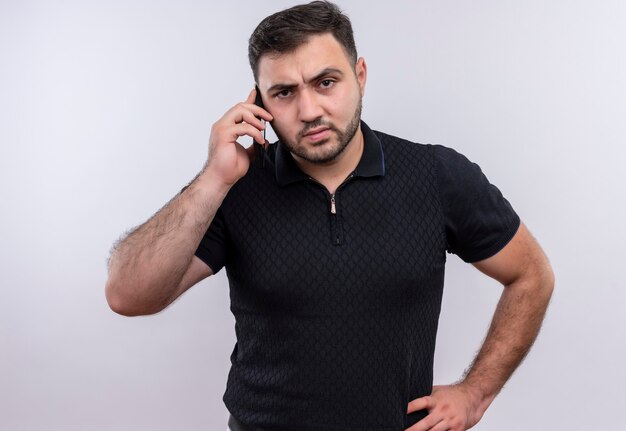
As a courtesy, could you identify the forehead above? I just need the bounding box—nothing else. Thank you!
[257,33,353,90]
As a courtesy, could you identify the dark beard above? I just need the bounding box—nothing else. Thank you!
[273,97,362,164]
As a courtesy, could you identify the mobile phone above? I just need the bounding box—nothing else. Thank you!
[254,85,267,168]
[254,84,265,111]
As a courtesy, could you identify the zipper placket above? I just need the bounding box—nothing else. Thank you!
[307,172,355,245]
[307,171,355,214]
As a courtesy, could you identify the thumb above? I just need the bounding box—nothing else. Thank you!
[245,138,270,160]
[407,395,434,414]
[245,142,256,159]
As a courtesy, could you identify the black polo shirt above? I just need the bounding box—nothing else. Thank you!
[194,121,520,431]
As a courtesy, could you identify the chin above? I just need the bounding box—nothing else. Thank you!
[303,142,347,164]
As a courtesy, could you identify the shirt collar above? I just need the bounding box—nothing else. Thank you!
[274,120,385,186]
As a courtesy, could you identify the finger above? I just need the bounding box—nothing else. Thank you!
[408,395,434,414]
[245,102,273,121]
[233,109,267,132]
[245,138,270,162]
[429,420,451,431]
[246,87,273,121]
[226,122,266,145]
[407,414,443,431]
[225,102,273,123]
[245,142,256,159]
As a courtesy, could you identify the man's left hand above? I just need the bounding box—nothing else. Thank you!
[405,384,486,431]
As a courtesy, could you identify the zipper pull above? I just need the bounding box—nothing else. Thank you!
[330,194,336,214]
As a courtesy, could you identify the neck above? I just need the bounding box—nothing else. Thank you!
[291,125,364,192]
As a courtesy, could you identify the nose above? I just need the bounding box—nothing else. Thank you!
[297,88,324,123]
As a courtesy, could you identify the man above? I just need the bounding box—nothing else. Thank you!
[105,2,554,430]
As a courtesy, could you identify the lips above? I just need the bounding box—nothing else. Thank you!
[303,127,331,143]
[304,127,330,136]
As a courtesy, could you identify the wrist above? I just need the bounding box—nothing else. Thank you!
[195,169,233,197]
[456,379,497,416]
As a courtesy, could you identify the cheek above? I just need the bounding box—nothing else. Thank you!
[269,111,296,137]
[333,89,358,120]
[271,115,289,130]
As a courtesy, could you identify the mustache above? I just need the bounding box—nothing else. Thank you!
[297,119,337,140]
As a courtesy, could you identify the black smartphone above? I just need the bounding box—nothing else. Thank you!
[254,85,267,168]
[254,84,265,111]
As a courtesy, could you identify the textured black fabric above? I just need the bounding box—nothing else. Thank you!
[194,121,520,431]
[432,144,520,263]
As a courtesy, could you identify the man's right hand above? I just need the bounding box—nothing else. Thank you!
[203,87,273,187]
[105,89,273,316]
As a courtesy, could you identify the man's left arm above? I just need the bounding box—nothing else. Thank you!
[406,221,555,431]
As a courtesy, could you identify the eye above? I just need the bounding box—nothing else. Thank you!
[320,79,335,89]
[275,89,292,99]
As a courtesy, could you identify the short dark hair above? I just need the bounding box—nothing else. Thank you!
[248,1,358,83]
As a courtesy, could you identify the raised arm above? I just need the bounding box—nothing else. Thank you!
[105,88,272,316]
[406,221,555,430]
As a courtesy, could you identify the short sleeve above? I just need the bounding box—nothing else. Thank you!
[433,144,520,263]
[193,205,228,274]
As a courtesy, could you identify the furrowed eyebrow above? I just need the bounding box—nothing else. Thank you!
[309,67,344,83]
[267,83,296,95]
[266,67,344,94]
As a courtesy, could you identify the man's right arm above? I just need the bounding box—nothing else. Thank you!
[105,88,272,316]
[105,173,229,316]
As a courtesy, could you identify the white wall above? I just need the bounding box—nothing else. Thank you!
[1,1,624,430]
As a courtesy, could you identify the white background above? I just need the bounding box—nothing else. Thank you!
[1,1,625,430]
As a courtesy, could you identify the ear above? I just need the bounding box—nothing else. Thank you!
[355,57,367,97]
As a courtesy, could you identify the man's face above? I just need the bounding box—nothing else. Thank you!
[257,33,367,165]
